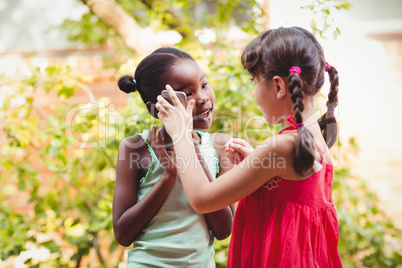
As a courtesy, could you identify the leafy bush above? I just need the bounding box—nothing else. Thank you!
[1,0,401,267]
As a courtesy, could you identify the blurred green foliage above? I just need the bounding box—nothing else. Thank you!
[333,139,402,267]
[301,0,351,39]
[60,0,260,47]
[1,0,401,267]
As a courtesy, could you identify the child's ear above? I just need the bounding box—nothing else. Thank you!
[272,76,287,100]
[146,101,159,119]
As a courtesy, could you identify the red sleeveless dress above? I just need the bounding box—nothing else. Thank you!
[227,116,342,268]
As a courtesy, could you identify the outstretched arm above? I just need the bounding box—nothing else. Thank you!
[156,85,297,214]
[194,133,233,240]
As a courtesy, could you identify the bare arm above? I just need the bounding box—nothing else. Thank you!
[195,133,233,240]
[112,128,177,247]
[175,133,290,213]
[156,85,301,214]
[173,133,297,214]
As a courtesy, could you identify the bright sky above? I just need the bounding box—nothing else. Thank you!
[0,0,88,52]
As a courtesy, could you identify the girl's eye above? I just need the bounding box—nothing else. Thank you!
[202,83,208,89]
[185,92,192,97]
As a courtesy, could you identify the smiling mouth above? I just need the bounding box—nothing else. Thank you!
[197,107,213,118]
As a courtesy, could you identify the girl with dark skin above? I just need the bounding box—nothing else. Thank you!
[113,47,234,267]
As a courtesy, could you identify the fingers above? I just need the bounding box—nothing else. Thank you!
[231,138,246,146]
[158,141,169,159]
[232,138,253,149]
[147,125,167,153]
[234,151,242,164]
[146,124,157,144]
[154,128,163,150]
[165,84,183,107]
[155,99,168,114]
[226,147,235,158]
[158,135,177,168]
[229,143,251,157]
[156,84,189,114]
[186,99,195,115]
[225,138,253,153]
[226,147,241,165]
[224,137,234,152]
[156,129,162,146]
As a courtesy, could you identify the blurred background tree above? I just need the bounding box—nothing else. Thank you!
[1,0,401,267]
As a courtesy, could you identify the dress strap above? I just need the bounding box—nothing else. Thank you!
[315,143,332,166]
[279,115,298,134]
[315,143,324,155]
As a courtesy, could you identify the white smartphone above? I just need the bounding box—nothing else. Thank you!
[161,90,187,107]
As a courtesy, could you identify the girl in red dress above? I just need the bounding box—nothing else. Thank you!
[156,26,342,267]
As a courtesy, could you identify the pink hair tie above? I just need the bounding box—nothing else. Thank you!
[325,62,331,72]
[296,123,304,128]
[289,66,301,75]
[327,109,334,113]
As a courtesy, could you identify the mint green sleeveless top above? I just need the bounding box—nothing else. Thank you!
[127,129,219,267]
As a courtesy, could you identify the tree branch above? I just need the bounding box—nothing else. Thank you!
[92,232,106,266]
[82,0,157,55]
[100,146,116,169]
[75,251,82,268]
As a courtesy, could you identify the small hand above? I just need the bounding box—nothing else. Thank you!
[156,85,195,145]
[225,138,254,165]
[146,124,178,177]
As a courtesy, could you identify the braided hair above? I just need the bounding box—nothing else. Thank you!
[241,27,339,176]
[318,64,339,148]
[296,28,340,148]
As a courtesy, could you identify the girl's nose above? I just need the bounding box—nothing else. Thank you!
[195,92,209,105]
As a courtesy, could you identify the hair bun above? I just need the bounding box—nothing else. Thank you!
[118,75,137,94]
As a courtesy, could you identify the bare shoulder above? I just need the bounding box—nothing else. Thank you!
[118,135,148,159]
[254,133,296,163]
[259,133,296,152]
[255,133,304,180]
[117,134,152,181]
[210,133,232,154]
[120,135,145,147]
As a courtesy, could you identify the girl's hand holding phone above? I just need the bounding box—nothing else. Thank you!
[161,89,187,107]
[225,138,254,165]
[156,85,195,144]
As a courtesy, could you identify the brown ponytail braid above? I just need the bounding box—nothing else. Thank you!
[317,65,339,148]
[288,71,316,176]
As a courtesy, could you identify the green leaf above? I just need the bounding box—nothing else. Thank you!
[109,240,119,252]
[323,22,330,32]
[57,86,75,99]
[310,19,317,32]
[333,27,341,39]
[41,240,60,253]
